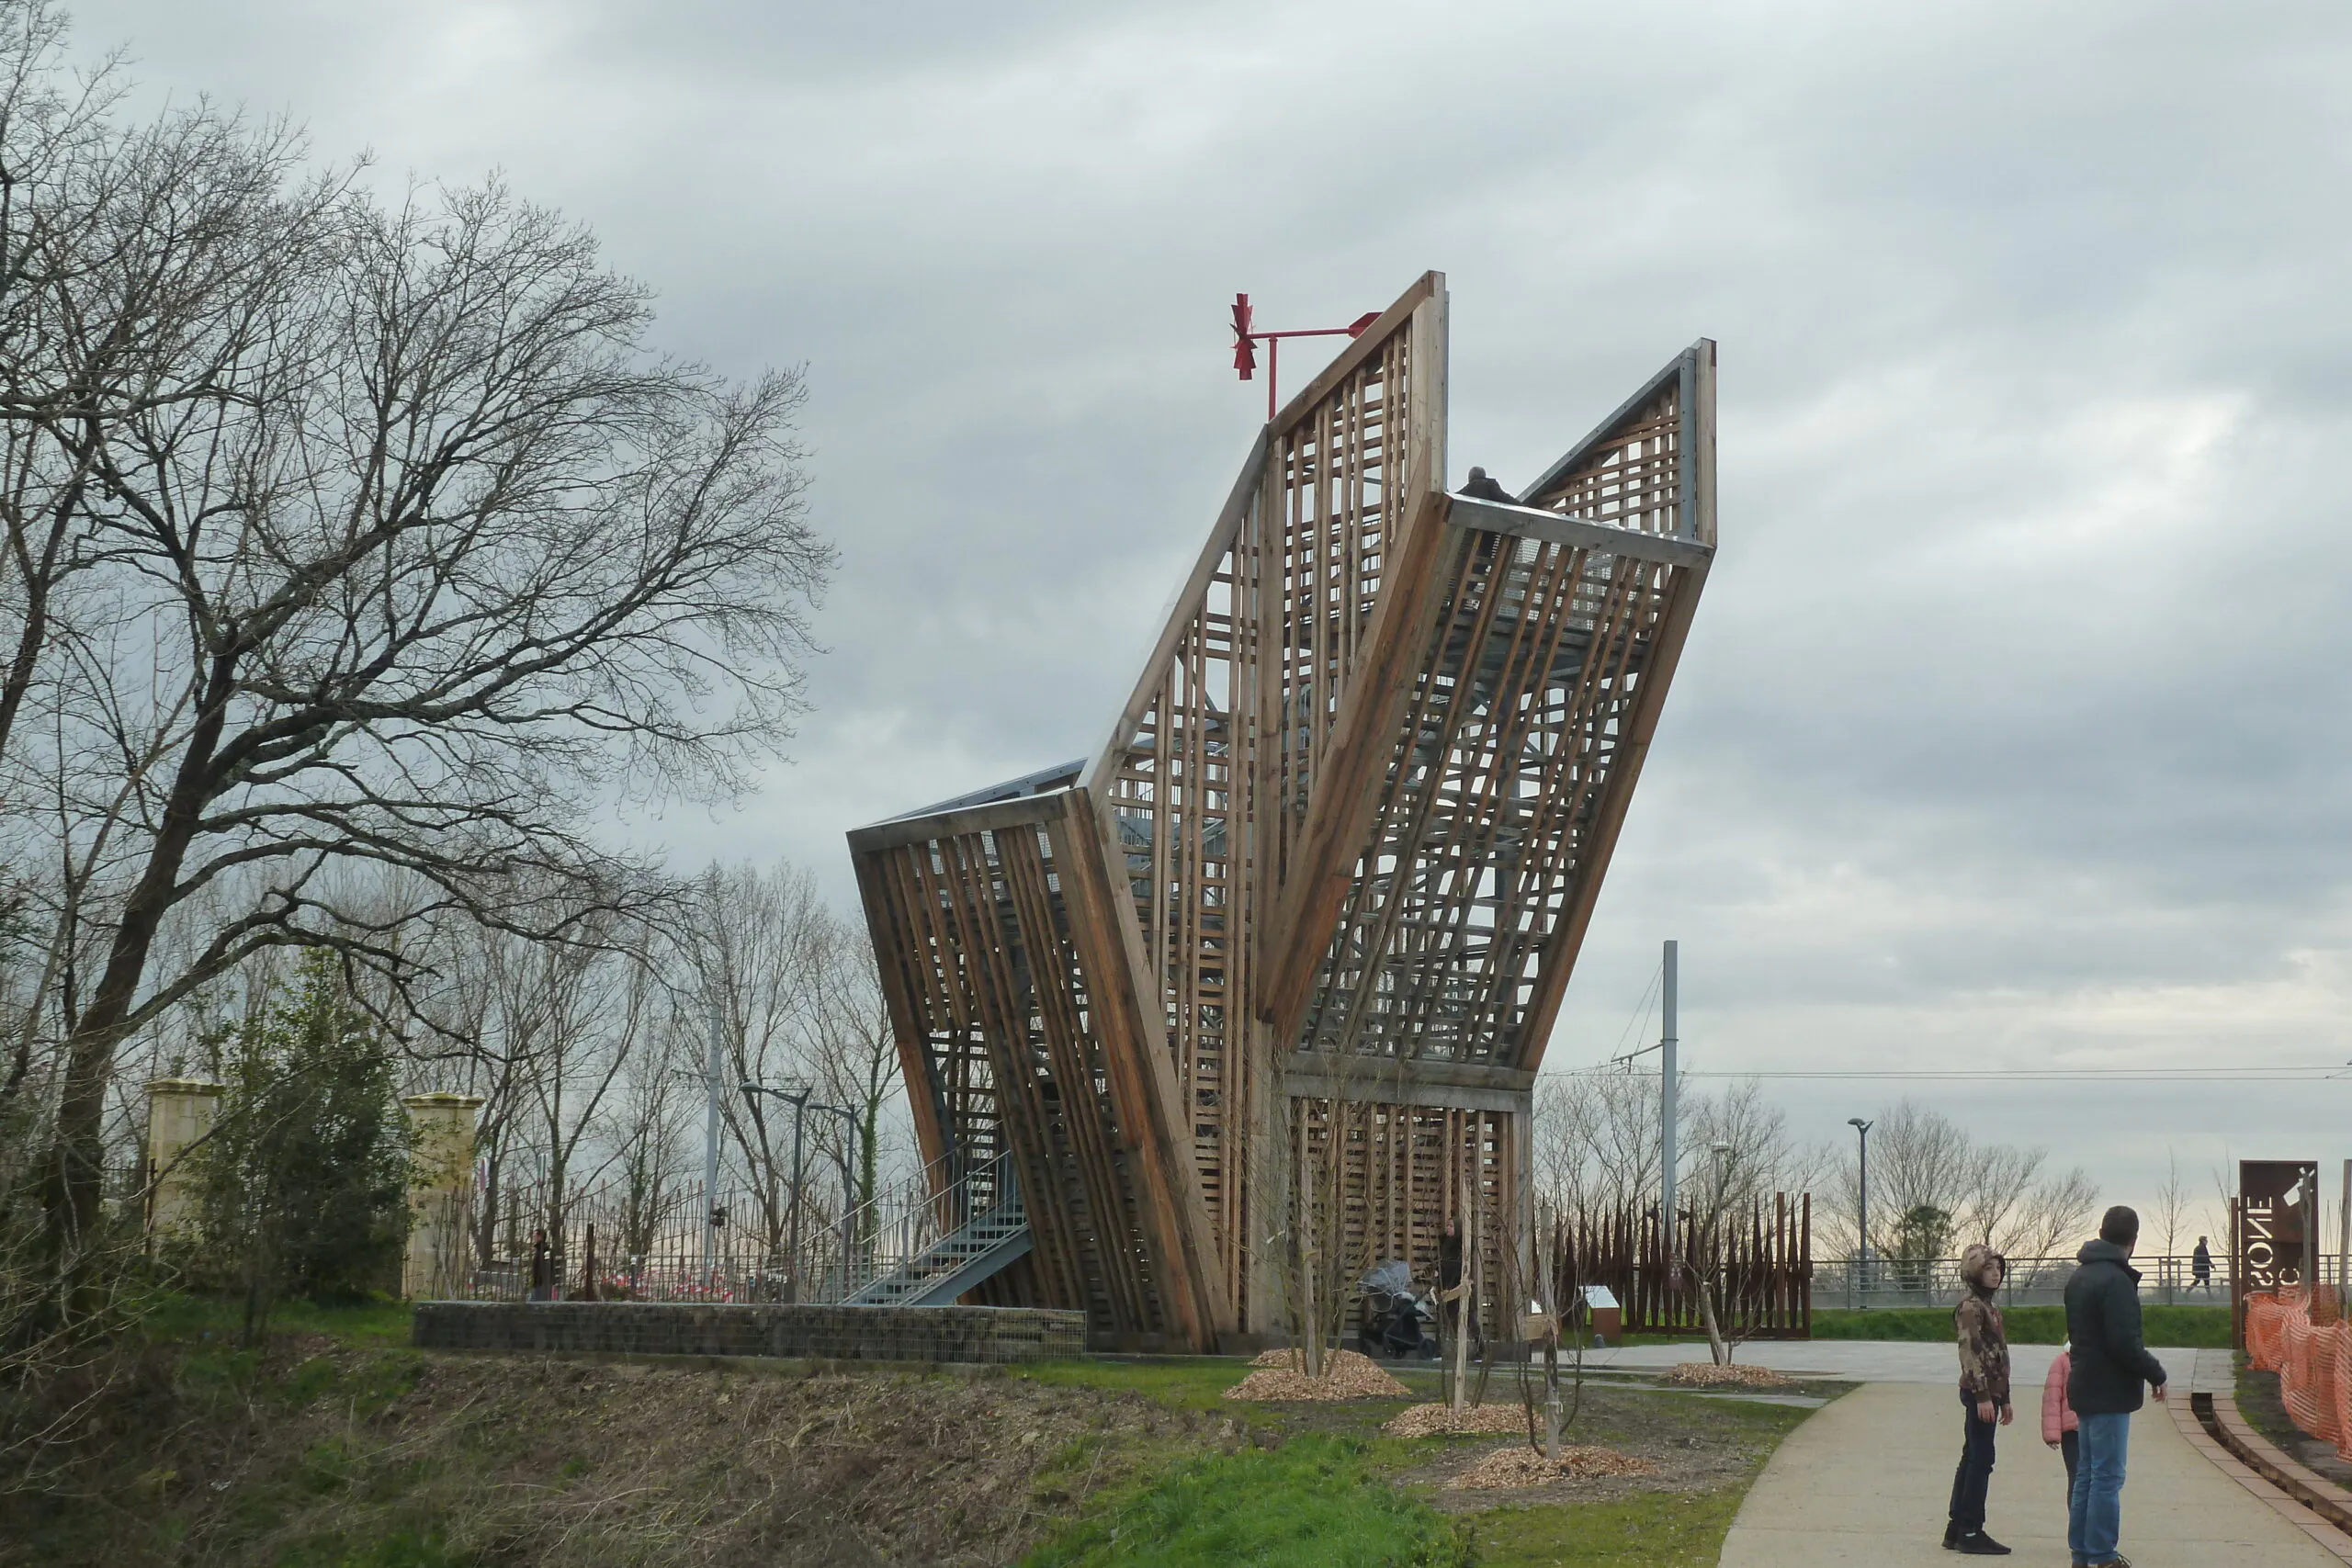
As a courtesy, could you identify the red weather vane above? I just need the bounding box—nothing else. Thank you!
[1230,293,1382,422]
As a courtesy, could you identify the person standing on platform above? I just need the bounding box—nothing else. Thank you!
[1945,1244,2015,1555]
[2065,1205,2168,1568]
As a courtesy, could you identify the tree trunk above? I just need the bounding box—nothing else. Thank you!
[1697,1269,1730,1365]
[1544,1329,1562,1459]
[34,663,231,1319]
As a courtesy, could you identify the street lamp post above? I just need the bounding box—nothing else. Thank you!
[741,1082,812,1301]
[808,1103,861,1299]
[1849,1118,1873,1311]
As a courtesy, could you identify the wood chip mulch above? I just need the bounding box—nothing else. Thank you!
[1448,1444,1662,1488]
[1382,1401,1532,1438]
[1223,1348,1410,1402]
[1663,1361,1792,1388]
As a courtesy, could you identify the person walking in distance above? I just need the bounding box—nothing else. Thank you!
[2065,1206,2168,1568]
[1945,1244,2014,1554]
[2190,1235,2213,1296]
[527,1226,558,1303]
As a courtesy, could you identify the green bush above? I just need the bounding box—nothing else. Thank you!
[1022,1433,1470,1568]
[1809,1303,2232,1348]
[190,953,413,1343]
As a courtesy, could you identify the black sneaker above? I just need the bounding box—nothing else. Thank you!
[1942,1520,1962,1550]
[1954,1531,2012,1556]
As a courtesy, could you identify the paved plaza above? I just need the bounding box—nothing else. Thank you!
[1585,1338,2192,1387]
[1699,1350,2345,1566]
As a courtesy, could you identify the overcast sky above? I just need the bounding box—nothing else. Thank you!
[67,0,2352,1246]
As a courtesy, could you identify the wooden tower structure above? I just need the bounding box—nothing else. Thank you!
[849,274,1716,1350]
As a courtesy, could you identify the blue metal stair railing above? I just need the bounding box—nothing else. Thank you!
[818,1149,1030,1307]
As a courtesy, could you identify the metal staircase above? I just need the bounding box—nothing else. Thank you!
[834,1149,1031,1308]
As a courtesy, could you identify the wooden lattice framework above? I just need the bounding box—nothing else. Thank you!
[850,274,1716,1349]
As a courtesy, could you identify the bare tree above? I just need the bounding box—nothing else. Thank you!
[2004,1167,2101,1269]
[1828,1100,2098,1273]
[5,62,831,1315]
[702,861,829,1266]
[607,1008,692,1277]
[2155,1147,2189,1264]
[804,913,904,1224]
[508,916,655,1240]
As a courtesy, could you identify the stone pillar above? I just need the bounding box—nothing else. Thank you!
[144,1078,224,1250]
[402,1093,485,1300]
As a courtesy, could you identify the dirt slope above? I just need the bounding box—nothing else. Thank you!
[5,1345,1193,1567]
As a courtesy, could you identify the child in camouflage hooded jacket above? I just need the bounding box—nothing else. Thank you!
[1945,1243,2014,1555]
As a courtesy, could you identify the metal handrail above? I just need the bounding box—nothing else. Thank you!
[820,1148,1023,1303]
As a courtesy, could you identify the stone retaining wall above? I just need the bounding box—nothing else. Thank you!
[412,1301,1086,1363]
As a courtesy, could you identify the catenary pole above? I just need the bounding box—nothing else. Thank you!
[1849,1118,1874,1308]
[704,995,722,1278]
[1660,940,1679,1264]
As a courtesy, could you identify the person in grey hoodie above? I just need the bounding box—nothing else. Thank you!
[2064,1205,2168,1568]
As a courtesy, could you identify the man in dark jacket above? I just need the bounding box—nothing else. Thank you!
[2064,1206,2167,1568]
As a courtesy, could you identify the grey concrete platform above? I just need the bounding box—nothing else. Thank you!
[1718,1380,2340,1566]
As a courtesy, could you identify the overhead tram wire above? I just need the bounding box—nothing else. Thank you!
[1538,1063,2349,1082]
[1599,961,1665,1069]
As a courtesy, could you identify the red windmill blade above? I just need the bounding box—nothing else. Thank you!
[1228,294,1380,420]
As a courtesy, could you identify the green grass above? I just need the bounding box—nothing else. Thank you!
[137,1292,416,1350]
[1012,1357,1259,1414]
[1809,1304,2231,1348]
[1019,1433,1470,1568]
[1470,1487,1747,1567]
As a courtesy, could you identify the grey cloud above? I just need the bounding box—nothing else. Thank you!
[64,0,2352,1219]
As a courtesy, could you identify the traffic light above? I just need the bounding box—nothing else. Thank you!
[1231,293,1255,378]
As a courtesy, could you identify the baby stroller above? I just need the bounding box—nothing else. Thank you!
[1357,1259,1437,1359]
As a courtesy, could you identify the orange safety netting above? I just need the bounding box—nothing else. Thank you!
[2243,1288,2352,1461]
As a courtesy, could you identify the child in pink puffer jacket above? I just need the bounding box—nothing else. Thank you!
[2042,1342,2079,1495]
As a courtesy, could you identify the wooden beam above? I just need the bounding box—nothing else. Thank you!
[1268,272,1442,435]
[1255,485,1458,1034]
[1080,429,1269,796]
[1282,1053,1533,1095]
[1053,792,1237,1341]
[1443,493,1714,569]
[846,788,1069,854]
[1283,1076,1533,1117]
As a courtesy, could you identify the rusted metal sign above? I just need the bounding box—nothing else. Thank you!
[2236,1158,2319,1347]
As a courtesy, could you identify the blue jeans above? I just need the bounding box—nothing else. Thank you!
[2068,1410,2131,1563]
[1948,1387,1997,1532]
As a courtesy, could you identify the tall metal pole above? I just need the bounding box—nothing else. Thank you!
[2305,1165,2322,1303]
[703,995,722,1278]
[1849,1119,1873,1309]
[2338,1158,2348,1303]
[788,1098,808,1303]
[1659,940,1679,1265]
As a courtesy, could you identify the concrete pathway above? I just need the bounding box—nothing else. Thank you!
[1718,1381,2342,1566]
[1588,1338,2199,1387]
